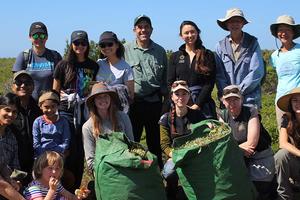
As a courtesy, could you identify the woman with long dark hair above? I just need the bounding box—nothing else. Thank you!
[275,87,300,199]
[52,30,98,192]
[167,20,216,119]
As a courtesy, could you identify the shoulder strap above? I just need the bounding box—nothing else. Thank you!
[23,48,32,69]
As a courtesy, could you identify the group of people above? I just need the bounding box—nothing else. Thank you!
[1,7,300,200]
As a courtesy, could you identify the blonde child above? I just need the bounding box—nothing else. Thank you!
[32,90,70,157]
[23,151,88,200]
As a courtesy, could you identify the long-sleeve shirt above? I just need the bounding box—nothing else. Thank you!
[82,111,134,174]
[215,32,264,108]
[32,115,70,157]
[167,44,216,106]
[0,127,20,178]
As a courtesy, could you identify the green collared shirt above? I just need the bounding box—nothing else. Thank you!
[124,40,168,102]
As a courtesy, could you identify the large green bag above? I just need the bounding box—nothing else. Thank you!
[172,119,257,200]
[94,132,167,200]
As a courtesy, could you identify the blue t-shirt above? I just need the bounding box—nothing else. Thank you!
[13,48,62,100]
[96,58,134,85]
[270,43,300,102]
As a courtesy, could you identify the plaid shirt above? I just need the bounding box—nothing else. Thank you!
[0,127,20,177]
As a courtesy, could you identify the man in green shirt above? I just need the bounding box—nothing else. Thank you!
[124,14,168,167]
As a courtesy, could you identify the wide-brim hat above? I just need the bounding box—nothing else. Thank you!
[86,82,120,109]
[217,8,250,31]
[222,85,242,100]
[277,87,300,112]
[270,15,300,39]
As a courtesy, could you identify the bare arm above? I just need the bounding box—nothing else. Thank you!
[0,178,25,200]
[239,115,260,157]
[53,79,61,93]
[279,127,300,157]
[126,80,134,102]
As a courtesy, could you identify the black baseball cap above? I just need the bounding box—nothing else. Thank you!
[98,31,118,44]
[71,30,89,43]
[134,14,152,27]
[29,22,48,36]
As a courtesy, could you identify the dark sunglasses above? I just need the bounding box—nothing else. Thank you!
[14,80,33,86]
[223,87,240,96]
[73,40,88,47]
[32,33,47,40]
[171,80,188,88]
[99,42,114,48]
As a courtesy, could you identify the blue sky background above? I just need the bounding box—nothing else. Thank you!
[1,0,300,58]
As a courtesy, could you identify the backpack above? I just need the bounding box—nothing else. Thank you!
[23,48,61,70]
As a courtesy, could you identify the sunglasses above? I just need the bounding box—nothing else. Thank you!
[32,33,47,40]
[99,42,114,48]
[73,40,88,47]
[14,80,33,86]
[223,87,240,96]
[171,80,188,88]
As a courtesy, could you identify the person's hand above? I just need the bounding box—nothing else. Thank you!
[75,188,90,199]
[189,104,200,110]
[239,144,255,157]
[48,177,59,191]
[10,179,20,191]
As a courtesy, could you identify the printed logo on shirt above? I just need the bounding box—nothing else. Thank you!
[27,62,54,71]
[179,55,185,63]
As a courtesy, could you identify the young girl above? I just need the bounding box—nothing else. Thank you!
[82,82,134,174]
[96,31,134,113]
[32,91,70,157]
[23,151,88,200]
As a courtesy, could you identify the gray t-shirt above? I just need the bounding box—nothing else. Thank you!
[96,58,133,85]
[82,111,133,173]
[13,48,62,99]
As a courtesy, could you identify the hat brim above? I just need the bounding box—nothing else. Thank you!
[222,93,241,100]
[277,87,300,112]
[270,23,300,39]
[217,17,250,31]
[86,91,120,110]
[13,71,32,81]
[99,39,115,44]
[30,29,47,36]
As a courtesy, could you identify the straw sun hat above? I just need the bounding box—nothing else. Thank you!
[277,87,300,112]
[217,8,250,31]
[270,15,300,39]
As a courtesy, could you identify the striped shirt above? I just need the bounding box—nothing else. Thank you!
[24,180,65,200]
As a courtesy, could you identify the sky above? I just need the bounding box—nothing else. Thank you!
[1,0,300,58]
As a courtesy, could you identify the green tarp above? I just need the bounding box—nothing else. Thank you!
[172,119,257,200]
[94,132,167,200]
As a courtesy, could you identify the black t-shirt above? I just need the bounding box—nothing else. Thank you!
[53,58,98,111]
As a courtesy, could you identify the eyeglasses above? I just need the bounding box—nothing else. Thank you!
[32,33,47,40]
[223,87,241,96]
[73,40,88,47]
[14,80,33,86]
[171,80,188,88]
[99,42,114,48]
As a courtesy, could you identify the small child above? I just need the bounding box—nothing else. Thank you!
[32,90,70,157]
[23,151,89,200]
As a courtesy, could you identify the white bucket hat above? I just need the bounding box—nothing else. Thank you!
[270,15,300,39]
[217,8,250,31]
